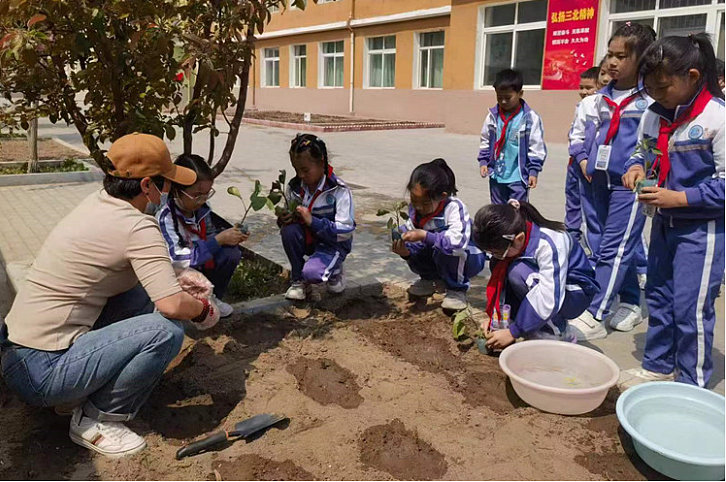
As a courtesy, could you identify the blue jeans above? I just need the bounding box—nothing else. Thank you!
[0,284,185,422]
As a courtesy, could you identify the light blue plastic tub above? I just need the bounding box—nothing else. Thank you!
[616,382,725,481]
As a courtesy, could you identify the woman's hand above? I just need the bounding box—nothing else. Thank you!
[486,329,516,350]
[638,186,688,209]
[622,165,646,191]
[295,206,313,226]
[528,175,538,189]
[216,227,248,246]
[391,239,411,257]
[579,160,591,183]
[402,229,427,243]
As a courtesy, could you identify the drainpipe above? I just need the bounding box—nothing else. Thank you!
[347,0,356,115]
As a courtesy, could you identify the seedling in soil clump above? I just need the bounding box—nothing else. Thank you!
[452,310,492,355]
[270,170,301,221]
[377,201,409,241]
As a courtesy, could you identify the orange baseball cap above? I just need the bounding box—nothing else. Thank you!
[106,133,196,186]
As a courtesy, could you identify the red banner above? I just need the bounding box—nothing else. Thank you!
[541,0,599,90]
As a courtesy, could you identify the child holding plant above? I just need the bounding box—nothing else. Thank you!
[278,134,355,301]
[472,200,598,350]
[157,154,247,317]
[392,158,486,311]
[621,34,725,388]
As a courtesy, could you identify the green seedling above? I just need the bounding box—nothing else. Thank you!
[452,310,491,355]
[270,170,300,220]
[227,181,278,230]
[376,201,409,241]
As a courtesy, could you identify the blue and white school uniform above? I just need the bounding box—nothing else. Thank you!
[280,173,355,283]
[402,197,486,291]
[477,100,547,204]
[498,224,598,340]
[157,201,242,299]
[625,91,725,387]
[572,81,650,320]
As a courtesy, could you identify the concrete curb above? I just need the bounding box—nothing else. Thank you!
[0,159,103,187]
[242,117,445,133]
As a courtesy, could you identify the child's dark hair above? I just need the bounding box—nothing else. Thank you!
[407,158,458,198]
[493,68,523,92]
[290,133,329,173]
[473,202,565,252]
[581,66,599,81]
[609,22,656,60]
[641,34,724,99]
[598,55,608,69]
[170,153,214,248]
[716,58,725,79]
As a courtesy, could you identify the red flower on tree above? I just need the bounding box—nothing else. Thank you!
[174,72,184,82]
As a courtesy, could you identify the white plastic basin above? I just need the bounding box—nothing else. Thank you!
[617,382,725,481]
[499,340,620,415]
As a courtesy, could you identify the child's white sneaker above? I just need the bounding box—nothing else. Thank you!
[618,367,675,390]
[609,303,643,332]
[69,407,146,458]
[441,290,468,311]
[211,295,234,318]
[327,269,346,294]
[285,281,307,301]
[407,278,436,297]
[569,310,608,340]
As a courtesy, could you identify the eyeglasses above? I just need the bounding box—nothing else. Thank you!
[180,188,215,204]
[485,234,515,260]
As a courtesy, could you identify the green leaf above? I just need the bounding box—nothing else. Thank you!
[165,124,176,141]
[268,191,282,205]
[278,169,286,185]
[227,186,242,198]
[386,218,394,230]
[250,195,268,211]
[376,209,390,216]
[453,311,469,325]
[252,180,262,197]
[265,198,275,210]
[398,201,409,210]
[452,319,467,339]
[400,212,409,221]
[289,200,300,212]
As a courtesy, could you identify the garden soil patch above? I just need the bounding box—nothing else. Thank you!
[0,286,660,480]
[0,138,82,163]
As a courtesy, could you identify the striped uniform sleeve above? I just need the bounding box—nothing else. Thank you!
[526,112,547,177]
[477,112,496,167]
[509,232,570,338]
[157,206,220,271]
[569,95,599,164]
[624,110,657,173]
[685,106,725,209]
[309,186,355,243]
[423,199,470,256]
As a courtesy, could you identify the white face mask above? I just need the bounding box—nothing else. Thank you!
[144,183,168,216]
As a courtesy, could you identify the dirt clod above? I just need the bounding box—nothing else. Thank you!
[213,454,316,481]
[287,357,364,409]
[359,419,448,480]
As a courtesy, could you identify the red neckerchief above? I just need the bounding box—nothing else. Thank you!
[485,221,532,326]
[184,216,215,270]
[653,87,712,187]
[413,200,446,229]
[602,90,640,145]
[494,104,523,160]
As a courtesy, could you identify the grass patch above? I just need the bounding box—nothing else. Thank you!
[0,158,88,175]
[225,256,288,303]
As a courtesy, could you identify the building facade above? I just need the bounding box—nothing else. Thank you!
[251,0,725,139]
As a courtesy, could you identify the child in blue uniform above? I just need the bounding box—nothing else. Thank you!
[157,154,247,317]
[477,69,547,204]
[621,34,725,388]
[569,23,656,340]
[473,200,598,349]
[392,159,486,311]
[278,134,355,301]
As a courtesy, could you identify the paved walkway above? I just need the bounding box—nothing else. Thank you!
[0,121,722,393]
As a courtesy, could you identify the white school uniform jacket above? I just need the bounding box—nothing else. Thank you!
[402,196,480,257]
[625,94,725,221]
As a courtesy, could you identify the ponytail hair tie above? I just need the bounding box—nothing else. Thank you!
[625,21,631,27]
[688,33,700,48]
[507,199,521,210]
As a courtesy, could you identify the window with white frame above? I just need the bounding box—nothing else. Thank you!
[320,40,344,88]
[291,44,307,88]
[478,0,547,87]
[263,47,280,87]
[366,36,396,88]
[417,31,445,89]
[605,0,723,58]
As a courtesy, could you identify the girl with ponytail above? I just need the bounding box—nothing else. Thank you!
[620,34,725,389]
[392,158,486,312]
[472,200,598,349]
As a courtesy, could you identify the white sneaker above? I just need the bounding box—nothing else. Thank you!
[618,367,675,391]
[638,273,647,290]
[407,278,436,297]
[69,408,146,458]
[327,269,345,294]
[609,303,643,332]
[569,310,608,341]
[285,281,307,301]
[441,290,468,311]
[212,295,234,318]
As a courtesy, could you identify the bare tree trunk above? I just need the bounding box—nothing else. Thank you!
[183,65,206,155]
[211,44,252,178]
[27,103,39,174]
[207,106,217,164]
